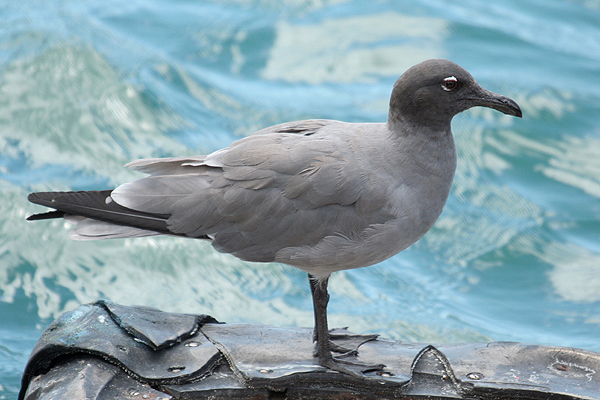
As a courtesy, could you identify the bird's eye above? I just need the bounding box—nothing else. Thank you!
[442,76,458,91]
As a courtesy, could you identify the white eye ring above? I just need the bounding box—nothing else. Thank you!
[442,76,458,91]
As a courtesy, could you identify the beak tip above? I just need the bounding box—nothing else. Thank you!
[512,107,523,118]
[471,86,523,119]
[499,96,523,119]
[507,98,523,118]
[495,96,522,119]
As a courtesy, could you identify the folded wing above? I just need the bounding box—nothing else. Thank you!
[28,120,393,263]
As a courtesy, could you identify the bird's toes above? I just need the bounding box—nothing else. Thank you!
[329,332,379,341]
[318,353,386,375]
[335,357,386,373]
[318,355,361,377]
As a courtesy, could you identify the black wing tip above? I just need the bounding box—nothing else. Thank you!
[26,190,171,233]
[27,192,62,220]
[28,191,64,206]
[27,191,46,203]
[27,210,66,221]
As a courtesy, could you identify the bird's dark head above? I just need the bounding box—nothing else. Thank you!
[389,59,522,132]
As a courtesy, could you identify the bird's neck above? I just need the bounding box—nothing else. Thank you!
[387,108,452,135]
[386,115,452,140]
[384,120,457,185]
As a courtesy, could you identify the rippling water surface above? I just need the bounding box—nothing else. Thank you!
[2,0,600,397]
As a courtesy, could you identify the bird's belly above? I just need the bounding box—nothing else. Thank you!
[275,183,449,278]
[275,210,440,277]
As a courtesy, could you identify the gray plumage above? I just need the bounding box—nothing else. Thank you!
[28,59,522,374]
[103,119,455,276]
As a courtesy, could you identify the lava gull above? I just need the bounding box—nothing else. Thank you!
[27,59,522,375]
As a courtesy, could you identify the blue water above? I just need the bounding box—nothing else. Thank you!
[2,0,600,397]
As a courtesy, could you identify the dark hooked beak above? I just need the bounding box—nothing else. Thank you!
[466,86,523,118]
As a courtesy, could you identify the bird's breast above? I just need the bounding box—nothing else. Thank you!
[276,132,457,275]
[359,131,457,253]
